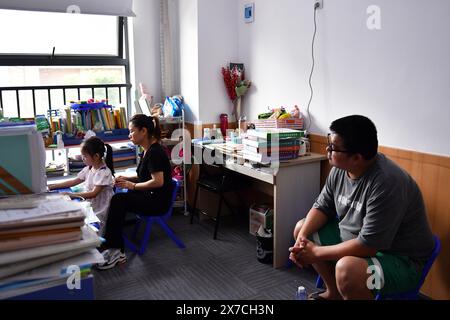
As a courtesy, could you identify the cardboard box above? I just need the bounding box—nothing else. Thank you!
[249,204,273,235]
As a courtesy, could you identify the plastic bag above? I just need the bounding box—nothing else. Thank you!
[163,95,184,117]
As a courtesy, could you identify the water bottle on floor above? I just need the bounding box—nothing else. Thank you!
[296,286,307,300]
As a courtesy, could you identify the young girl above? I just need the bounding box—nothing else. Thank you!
[48,136,115,234]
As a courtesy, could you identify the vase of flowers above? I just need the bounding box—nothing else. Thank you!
[221,64,252,123]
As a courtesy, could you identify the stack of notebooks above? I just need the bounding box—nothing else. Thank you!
[68,156,85,174]
[112,144,137,168]
[0,194,103,299]
[242,128,303,164]
[45,163,66,177]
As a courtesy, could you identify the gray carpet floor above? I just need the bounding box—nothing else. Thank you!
[93,210,318,300]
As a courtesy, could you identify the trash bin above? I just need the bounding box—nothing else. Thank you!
[256,226,273,264]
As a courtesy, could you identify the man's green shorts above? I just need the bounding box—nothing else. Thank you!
[310,218,422,296]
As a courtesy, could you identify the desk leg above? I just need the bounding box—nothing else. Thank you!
[273,162,321,268]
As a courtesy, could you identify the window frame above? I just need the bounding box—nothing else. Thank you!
[0,16,132,117]
[0,17,126,66]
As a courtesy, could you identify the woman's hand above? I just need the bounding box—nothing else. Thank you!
[115,179,135,190]
[114,176,129,183]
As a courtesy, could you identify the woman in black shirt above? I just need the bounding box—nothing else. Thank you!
[97,114,173,270]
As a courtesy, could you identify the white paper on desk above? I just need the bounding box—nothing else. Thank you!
[0,249,103,285]
[0,226,100,266]
[0,198,83,223]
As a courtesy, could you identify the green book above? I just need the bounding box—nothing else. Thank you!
[246,128,304,140]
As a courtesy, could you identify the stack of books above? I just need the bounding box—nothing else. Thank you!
[0,194,102,299]
[70,102,128,132]
[243,128,303,164]
[68,156,85,174]
[112,144,137,169]
[45,163,65,177]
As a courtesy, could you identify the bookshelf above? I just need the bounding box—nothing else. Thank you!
[159,110,188,214]
[46,139,138,178]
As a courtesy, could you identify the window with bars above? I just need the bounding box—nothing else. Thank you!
[0,10,131,119]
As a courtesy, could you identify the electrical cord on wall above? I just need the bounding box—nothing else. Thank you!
[305,3,320,133]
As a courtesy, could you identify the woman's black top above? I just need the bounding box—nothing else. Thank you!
[136,142,173,210]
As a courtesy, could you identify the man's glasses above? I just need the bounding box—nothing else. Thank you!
[326,134,352,153]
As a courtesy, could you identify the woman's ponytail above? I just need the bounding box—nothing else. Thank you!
[150,116,161,141]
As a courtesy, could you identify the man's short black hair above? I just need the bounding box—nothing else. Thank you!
[330,115,378,160]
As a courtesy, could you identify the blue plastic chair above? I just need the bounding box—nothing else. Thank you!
[375,235,441,300]
[123,178,186,255]
[315,235,441,300]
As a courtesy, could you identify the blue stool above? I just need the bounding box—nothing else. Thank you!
[315,235,441,300]
[123,178,186,255]
[375,235,441,300]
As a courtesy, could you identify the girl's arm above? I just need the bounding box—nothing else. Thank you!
[115,175,139,183]
[68,185,105,200]
[48,178,83,190]
[115,172,164,191]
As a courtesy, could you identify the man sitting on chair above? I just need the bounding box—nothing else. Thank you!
[289,115,434,300]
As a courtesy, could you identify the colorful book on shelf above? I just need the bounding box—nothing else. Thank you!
[113,155,136,162]
[64,108,72,134]
[112,148,135,155]
[242,137,300,148]
[112,150,135,157]
[120,107,127,128]
[246,128,303,140]
[243,145,300,155]
[113,159,136,168]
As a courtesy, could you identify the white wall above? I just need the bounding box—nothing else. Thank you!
[130,0,162,105]
[198,0,239,123]
[178,0,199,123]
[238,0,450,156]
[177,0,238,124]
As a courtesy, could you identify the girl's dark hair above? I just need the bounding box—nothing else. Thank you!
[130,114,161,140]
[81,136,115,176]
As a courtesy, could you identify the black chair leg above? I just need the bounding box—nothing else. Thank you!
[191,183,200,224]
[223,198,237,216]
[214,192,223,240]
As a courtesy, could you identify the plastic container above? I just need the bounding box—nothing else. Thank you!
[256,225,273,264]
[296,286,307,300]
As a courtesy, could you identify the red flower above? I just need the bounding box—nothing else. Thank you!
[221,66,242,101]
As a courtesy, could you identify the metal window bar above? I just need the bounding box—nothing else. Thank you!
[0,84,131,118]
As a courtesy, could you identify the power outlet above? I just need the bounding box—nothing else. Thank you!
[315,0,323,9]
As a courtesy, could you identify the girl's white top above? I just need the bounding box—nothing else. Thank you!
[77,165,114,223]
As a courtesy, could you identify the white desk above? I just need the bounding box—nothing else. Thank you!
[200,144,326,268]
